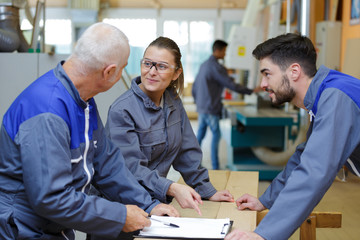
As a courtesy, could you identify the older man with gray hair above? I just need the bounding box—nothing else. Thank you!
[0,22,178,240]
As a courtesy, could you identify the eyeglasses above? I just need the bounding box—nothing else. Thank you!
[140,59,177,73]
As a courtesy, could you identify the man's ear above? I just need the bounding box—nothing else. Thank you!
[103,64,117,81]
[288,63,301,81]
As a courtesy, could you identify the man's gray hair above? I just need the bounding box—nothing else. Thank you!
[69,22,129,74]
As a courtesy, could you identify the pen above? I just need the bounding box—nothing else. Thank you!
[147,216,180,228]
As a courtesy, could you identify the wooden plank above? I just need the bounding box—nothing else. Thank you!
[225,171,259,198]
[310,212,342,228]
[217,202,257,231]
[256,210,268,225]
[208,170,231,191]
[170,200,221,219]
[217,171,259,231]
[177,170,230,191]
[300,215,317,240]
[258,211,341,228]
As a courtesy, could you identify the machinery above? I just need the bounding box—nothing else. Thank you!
[220,104,301,180]
[0,0,45,52]
[0,0,29,52]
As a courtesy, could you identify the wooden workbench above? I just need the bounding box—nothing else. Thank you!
[135,170,259,239]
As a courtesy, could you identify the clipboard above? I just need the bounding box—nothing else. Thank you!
[134,216,233,239]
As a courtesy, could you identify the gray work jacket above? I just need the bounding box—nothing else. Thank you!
[106,77,217,203]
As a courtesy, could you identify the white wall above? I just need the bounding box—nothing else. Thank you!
[0,53,128,124]
[0,53,66,121]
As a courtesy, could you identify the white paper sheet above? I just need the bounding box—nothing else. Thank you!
[138,215,231,239]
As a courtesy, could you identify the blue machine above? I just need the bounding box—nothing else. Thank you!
[220,104,297,180]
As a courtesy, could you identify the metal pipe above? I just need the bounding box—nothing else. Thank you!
[286,0,291,33]
[300,0,310,36]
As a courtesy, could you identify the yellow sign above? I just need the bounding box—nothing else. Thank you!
[238,46,246,56]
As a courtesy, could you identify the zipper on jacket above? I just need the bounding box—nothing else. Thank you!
[81,104,92,192]
[308,110,315,122]
[61,230,70,240]
[347,158,360,177]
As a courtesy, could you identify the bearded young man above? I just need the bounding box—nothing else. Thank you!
[225,33,360,240]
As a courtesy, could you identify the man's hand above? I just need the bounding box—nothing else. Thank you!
[235,194,266,211]
[209,190,234,202]
[252,85,264,93]
[167,183,203,215]
[123,205,150,232]
[225,229,264,240]
[150,203,180,217]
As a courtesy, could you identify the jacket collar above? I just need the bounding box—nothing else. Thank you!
[131,76,176,111]
[54,61,89,109]
[303,65,330,112]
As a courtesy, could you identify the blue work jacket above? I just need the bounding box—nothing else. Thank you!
[255,65,360,240]
[0,62,159,239]
[105,77,217,203]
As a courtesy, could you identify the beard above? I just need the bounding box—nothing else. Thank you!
[268,74,296,106]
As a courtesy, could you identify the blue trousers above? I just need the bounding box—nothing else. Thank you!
[196,113,221,170]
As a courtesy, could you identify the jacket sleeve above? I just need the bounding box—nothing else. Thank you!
[211,62,253,95]
[254,89,360,240]
[192,79,197,102]
[171,103,217,199]
[92,116,160,212]
[259,142,305,209]
[17,114,130,239]
[106,105,173,203]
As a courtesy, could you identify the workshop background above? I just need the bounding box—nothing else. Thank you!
[1,0,360,239]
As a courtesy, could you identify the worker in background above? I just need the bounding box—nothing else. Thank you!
[0,22,179,240]
[105,36,234,217]
[192,39,261,170]
[225,33,360,240]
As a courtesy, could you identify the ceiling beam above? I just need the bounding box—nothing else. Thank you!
[26,0,247,9]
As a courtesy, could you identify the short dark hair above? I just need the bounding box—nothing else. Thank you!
[252,33,317,78]
[212,40,228,52]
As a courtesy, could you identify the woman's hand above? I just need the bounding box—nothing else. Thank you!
[167,183,203,215]
[209,190,234,202]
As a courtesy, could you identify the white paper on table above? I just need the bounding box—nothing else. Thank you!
[137,215,231,239]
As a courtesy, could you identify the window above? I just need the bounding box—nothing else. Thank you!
[103,18,156,78]
[45,19,72,54]
[189,21,214,82]
[163,20,214,83]
[17,7,243,84]
[20,18,72,54]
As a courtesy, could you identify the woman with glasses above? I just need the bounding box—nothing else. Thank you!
[105,37,234,215]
